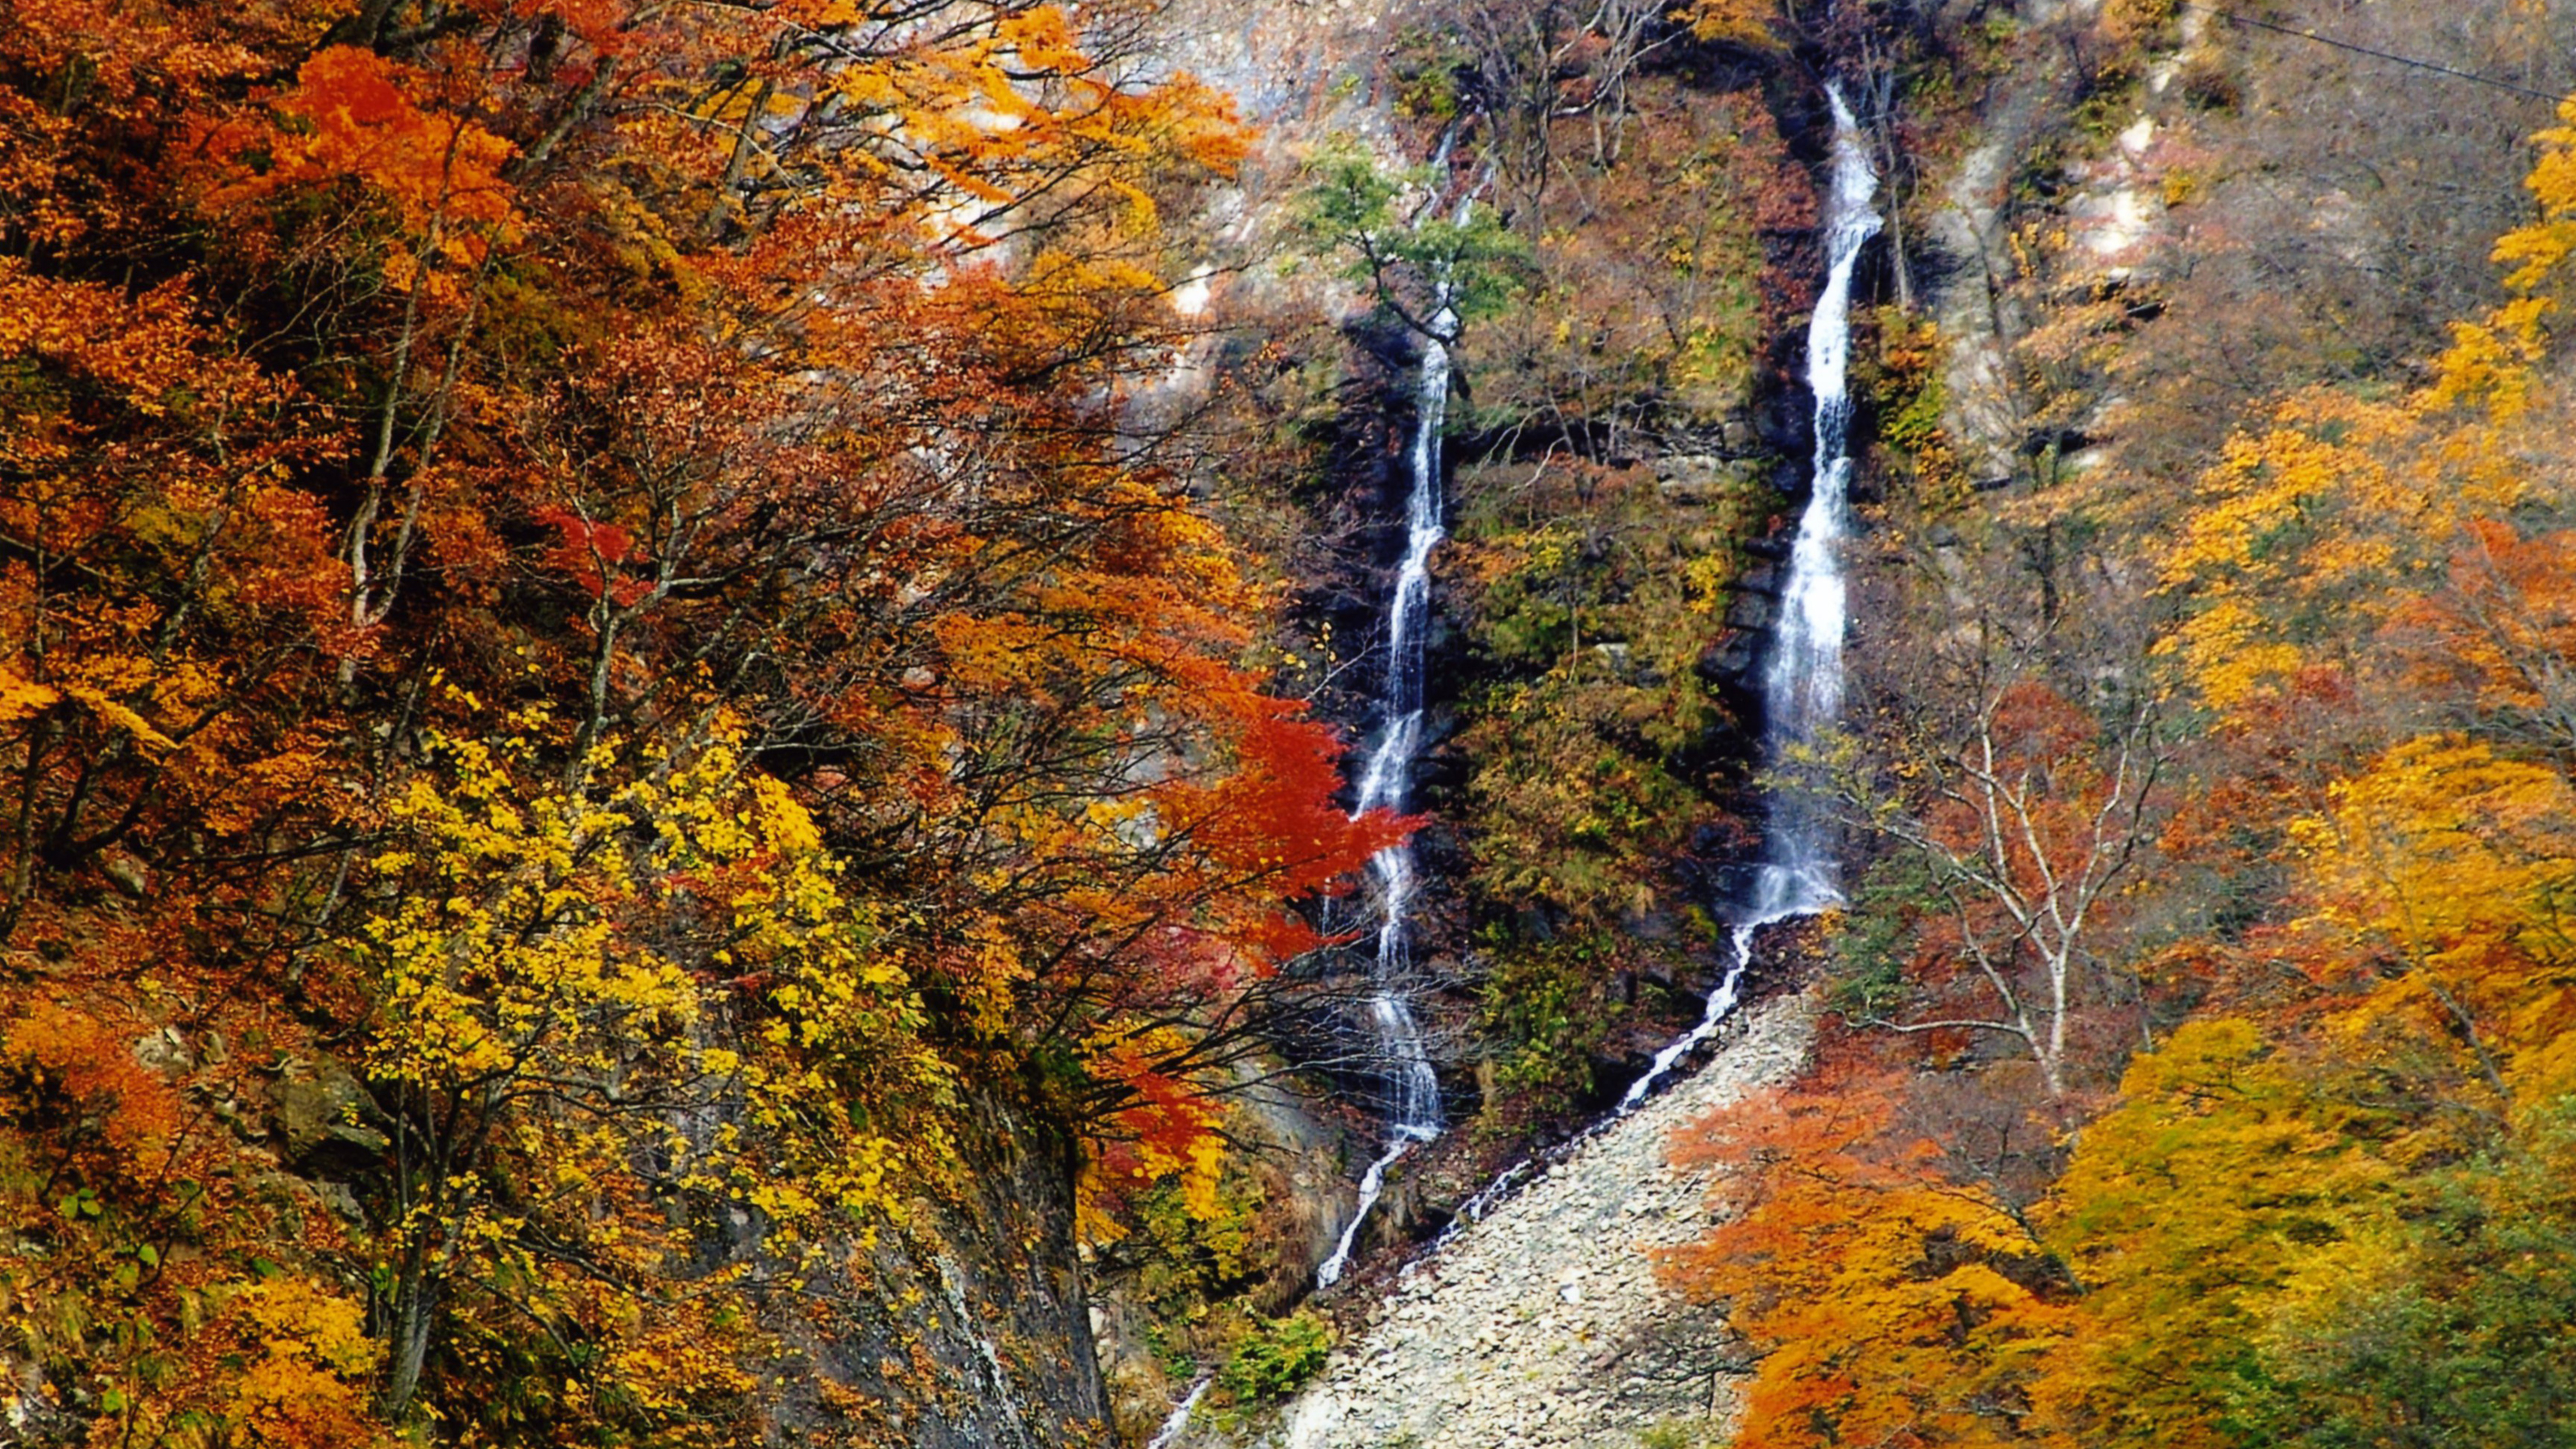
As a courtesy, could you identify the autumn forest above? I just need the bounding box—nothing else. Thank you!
[6,0,2576,1445]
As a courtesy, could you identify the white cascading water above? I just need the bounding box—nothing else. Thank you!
[1315,196,1465,1291]
[1616,82,1881,1113]
[1145,1375,1212,1449]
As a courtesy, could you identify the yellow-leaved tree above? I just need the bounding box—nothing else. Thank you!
[1678,0,1789,48]
[2039,85,2576,1449]
[359,710,952,1426]
[2035,1021,2395,1448]
[2293,735,2576,1107]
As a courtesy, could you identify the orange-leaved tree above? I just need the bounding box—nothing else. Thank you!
[1658,1064,2076,1449]
[0,0,1394,1436]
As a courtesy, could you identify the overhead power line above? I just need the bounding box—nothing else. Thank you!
[2192,3,2568,103]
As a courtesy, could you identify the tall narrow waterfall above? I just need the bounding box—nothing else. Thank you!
[1315,225,1461,1291]
[1620,82,1881,1113]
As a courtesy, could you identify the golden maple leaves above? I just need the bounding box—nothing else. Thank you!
[1661,1072,2072,1449]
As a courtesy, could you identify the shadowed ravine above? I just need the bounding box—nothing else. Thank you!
[1316,161,1473,1292]
[1273,82,1881,1443]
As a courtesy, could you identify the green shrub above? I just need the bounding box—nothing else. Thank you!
[1480,930,1615,1114]
[1638,1420,1713,1449]
[1217,1311,1331,1402]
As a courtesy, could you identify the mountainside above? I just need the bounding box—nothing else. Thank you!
[9,0,2576,1445]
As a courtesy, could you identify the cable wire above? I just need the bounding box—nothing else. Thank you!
[2192,3,2567,102]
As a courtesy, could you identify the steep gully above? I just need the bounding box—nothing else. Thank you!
[1315,153,1473,1291]
[1612,82,1885,1113]
[1319,83,1882,1278]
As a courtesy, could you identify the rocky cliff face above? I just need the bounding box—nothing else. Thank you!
[1081,0,1824,1433]
[1086,0,2576,1443]
[895,0,2570,1439]
[757,1090,1111,1449]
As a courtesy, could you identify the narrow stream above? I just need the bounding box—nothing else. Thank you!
[1315,170,1471,1291]
[1617,80,1880,1110]
[1146,1376,1212,1449]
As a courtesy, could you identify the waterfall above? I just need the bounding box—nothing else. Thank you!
[1618,81,1881,1112]
[1756,81,1880,916]
[1146,1375,1212,1449]
[1316,185,1466,1291]
[1615,923,1759,1112]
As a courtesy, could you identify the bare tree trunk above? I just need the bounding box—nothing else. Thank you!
[380,1266,440,1421]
